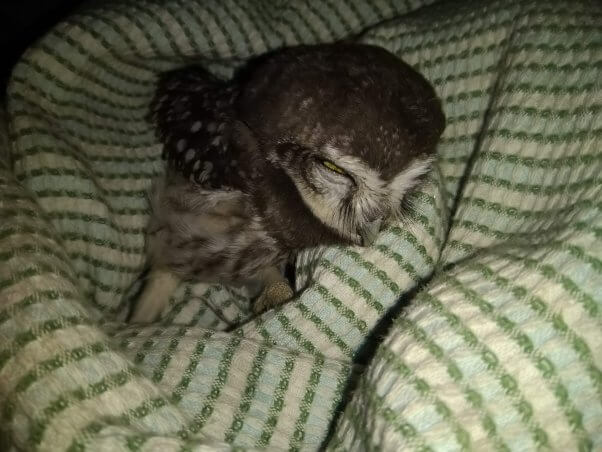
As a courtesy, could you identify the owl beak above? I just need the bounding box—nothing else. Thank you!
[359,218,383,246]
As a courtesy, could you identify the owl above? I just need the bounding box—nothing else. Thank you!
[130,43,445,323]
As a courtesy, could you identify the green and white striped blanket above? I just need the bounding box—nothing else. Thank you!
[1,0,601,450]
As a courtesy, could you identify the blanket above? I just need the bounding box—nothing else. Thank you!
[1,0,600,450]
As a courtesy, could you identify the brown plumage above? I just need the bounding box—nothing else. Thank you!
[130,43,445,322]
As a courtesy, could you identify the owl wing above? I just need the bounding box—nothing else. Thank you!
[149,67,242,189]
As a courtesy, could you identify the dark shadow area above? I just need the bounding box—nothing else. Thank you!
[1,0,87,98]
[320,273,433,450]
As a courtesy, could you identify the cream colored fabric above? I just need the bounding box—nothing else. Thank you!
[1,0,600,450]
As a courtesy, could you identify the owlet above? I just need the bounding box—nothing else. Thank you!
[130,43,445,323]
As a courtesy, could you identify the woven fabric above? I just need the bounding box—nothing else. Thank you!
[1,0,601,450]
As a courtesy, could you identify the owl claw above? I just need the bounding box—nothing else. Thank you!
[130,270,180,323]
[253,281,294,314]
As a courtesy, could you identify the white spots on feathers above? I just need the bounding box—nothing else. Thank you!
[191,121,202,132]
[155,76,239,187]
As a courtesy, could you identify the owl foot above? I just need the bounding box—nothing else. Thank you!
[253,281,294,314]
[130,269,180,323]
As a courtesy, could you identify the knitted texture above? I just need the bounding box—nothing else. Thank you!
[1,0,600,451]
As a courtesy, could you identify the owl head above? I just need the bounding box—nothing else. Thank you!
[232,43,445,248]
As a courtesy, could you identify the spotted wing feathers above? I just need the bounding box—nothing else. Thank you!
[149,67,241,188]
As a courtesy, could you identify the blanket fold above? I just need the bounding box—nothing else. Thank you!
[1,0,600,450]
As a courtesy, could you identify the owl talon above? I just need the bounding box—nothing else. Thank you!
[130,270,180,323]
[253,281,294,314]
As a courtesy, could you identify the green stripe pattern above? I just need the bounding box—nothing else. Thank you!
[1,0,600,450]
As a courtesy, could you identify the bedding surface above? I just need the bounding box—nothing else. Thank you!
[1,0,601,450]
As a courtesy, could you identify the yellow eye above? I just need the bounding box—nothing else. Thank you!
[322,160,347,175]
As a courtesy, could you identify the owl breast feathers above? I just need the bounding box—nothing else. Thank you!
[133,43,445,321]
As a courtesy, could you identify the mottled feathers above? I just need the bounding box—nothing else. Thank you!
[131,43,445,322]
[149,67,242,189]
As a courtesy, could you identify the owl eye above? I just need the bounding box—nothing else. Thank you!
[321,160,347,176]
